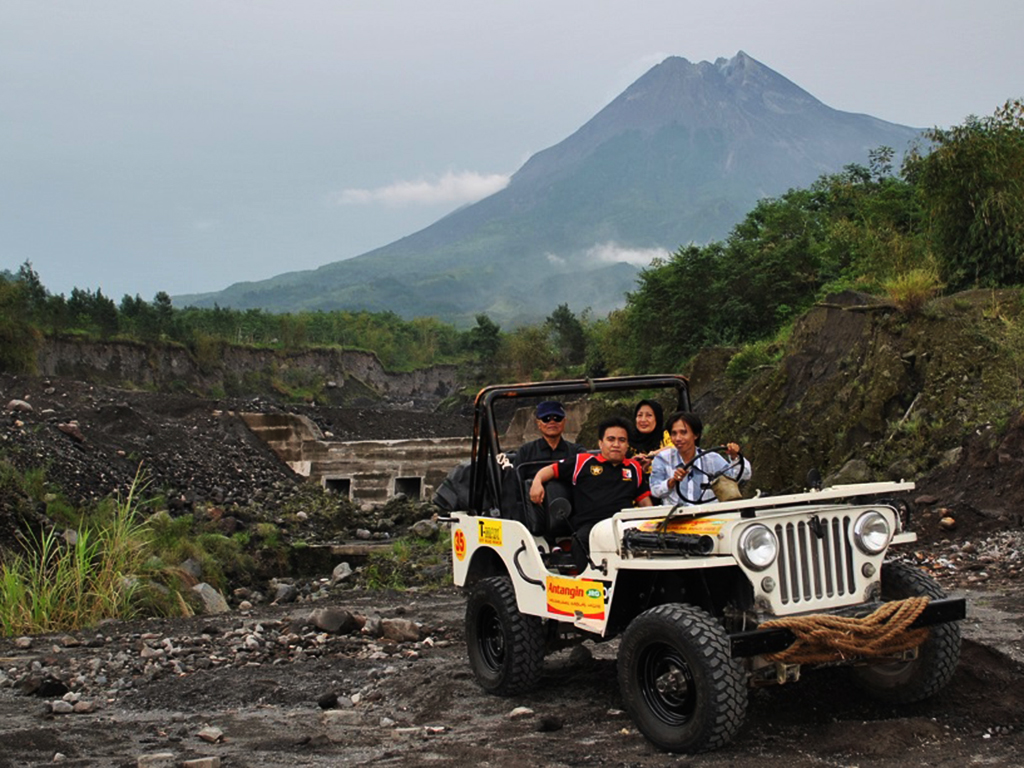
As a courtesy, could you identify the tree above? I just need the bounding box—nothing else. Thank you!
[907,99,1024,289]
[66,287,118,337]
[498,325,554,381]
[154,292,174,338]
[465,314,502,360]
[545,304,586,366]
[624,243,727,371]
[92,289,119,338]
[15,261,48,321]
[0,277,40,373]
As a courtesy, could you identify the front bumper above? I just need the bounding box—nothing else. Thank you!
[729,596,967,658]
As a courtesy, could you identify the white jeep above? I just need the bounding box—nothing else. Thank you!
[441,375,965,753]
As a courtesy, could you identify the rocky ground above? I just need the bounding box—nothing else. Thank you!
[0,583,1021,768]
[1,373,1023,766]
[0,372,472,509]
[0,373,473,562]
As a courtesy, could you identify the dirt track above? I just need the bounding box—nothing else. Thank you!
[1,582,1022,768]
[2,374,1024,765]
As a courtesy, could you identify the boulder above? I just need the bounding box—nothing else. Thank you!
[192,583,230,614]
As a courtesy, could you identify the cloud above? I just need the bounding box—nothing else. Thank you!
[585,242,669,267]
[338,171,510,206]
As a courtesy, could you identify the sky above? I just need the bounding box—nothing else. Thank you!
[2,0,1022,303]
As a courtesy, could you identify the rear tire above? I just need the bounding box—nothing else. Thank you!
[851,561,961,703]
[618,603,747,753]
[465,576,545,695]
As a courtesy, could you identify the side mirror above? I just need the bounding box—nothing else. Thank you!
[548,497,572,525]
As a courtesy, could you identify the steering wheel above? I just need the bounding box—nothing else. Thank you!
[665,445,745,506]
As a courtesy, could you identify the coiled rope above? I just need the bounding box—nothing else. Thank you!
[759,596,931,664]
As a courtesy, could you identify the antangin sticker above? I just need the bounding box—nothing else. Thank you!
[546,576,606,620]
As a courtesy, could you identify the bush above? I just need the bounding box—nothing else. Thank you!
[0,475,186,636]
[884,268,944,314]
[725,339,781,384]
[363,536,451,591]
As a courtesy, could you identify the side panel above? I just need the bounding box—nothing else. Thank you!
[450,513,613,634]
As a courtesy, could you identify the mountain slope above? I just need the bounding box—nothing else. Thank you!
[180,52,921,325]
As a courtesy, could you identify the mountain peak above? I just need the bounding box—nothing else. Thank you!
[184,54,921,325]
[614,51,820,124]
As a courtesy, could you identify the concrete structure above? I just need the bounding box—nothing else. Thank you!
[241,401,590,505]
[240,412,470,504]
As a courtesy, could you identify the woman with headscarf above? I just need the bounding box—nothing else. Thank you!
[628,399,671,472]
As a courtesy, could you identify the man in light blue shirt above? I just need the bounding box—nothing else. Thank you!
[651,411,751,504]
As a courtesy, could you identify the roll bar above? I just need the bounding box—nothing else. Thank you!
[468,375,690,514]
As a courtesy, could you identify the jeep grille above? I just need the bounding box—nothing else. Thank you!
[774,515,857,605]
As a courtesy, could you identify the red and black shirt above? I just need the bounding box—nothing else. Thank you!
[552,452,651,527]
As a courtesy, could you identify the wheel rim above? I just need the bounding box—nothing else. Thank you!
[637,641,696,726]
[477,604,506,672]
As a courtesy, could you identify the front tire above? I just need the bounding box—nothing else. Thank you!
[618,603,747,753]
[851,560,961,703]
[465,576,545,696]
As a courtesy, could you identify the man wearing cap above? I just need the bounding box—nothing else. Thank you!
[513,401,581,484]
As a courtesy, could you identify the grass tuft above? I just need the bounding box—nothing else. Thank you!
[884,268,944,314]
[0,471,187,637]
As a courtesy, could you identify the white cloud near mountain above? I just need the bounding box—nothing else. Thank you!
[585,242,669,267]
[339,171,510,206]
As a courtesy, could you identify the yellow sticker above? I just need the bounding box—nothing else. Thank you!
[637,518,726,535]
[477,519,503,546]
[546,576,606,620]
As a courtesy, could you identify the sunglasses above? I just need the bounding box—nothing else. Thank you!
[539,415,564,423]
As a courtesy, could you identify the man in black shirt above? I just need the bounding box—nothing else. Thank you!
[530,415,652,569]
[512,400,581,485]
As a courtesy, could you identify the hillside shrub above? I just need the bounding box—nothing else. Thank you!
[884,268,944,313]
[363,536,451,591]
[725,339,782,385]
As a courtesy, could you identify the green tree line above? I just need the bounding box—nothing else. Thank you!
[3,101,1022,382]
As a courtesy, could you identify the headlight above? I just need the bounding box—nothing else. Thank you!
[738,524,778,571]
[854,511,891,554]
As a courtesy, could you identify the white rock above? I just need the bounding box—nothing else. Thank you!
[181,758,222,768]
[322,709,361,726]
[192,583,230,614]
[331,562,354,584]
[197,725,224,743]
